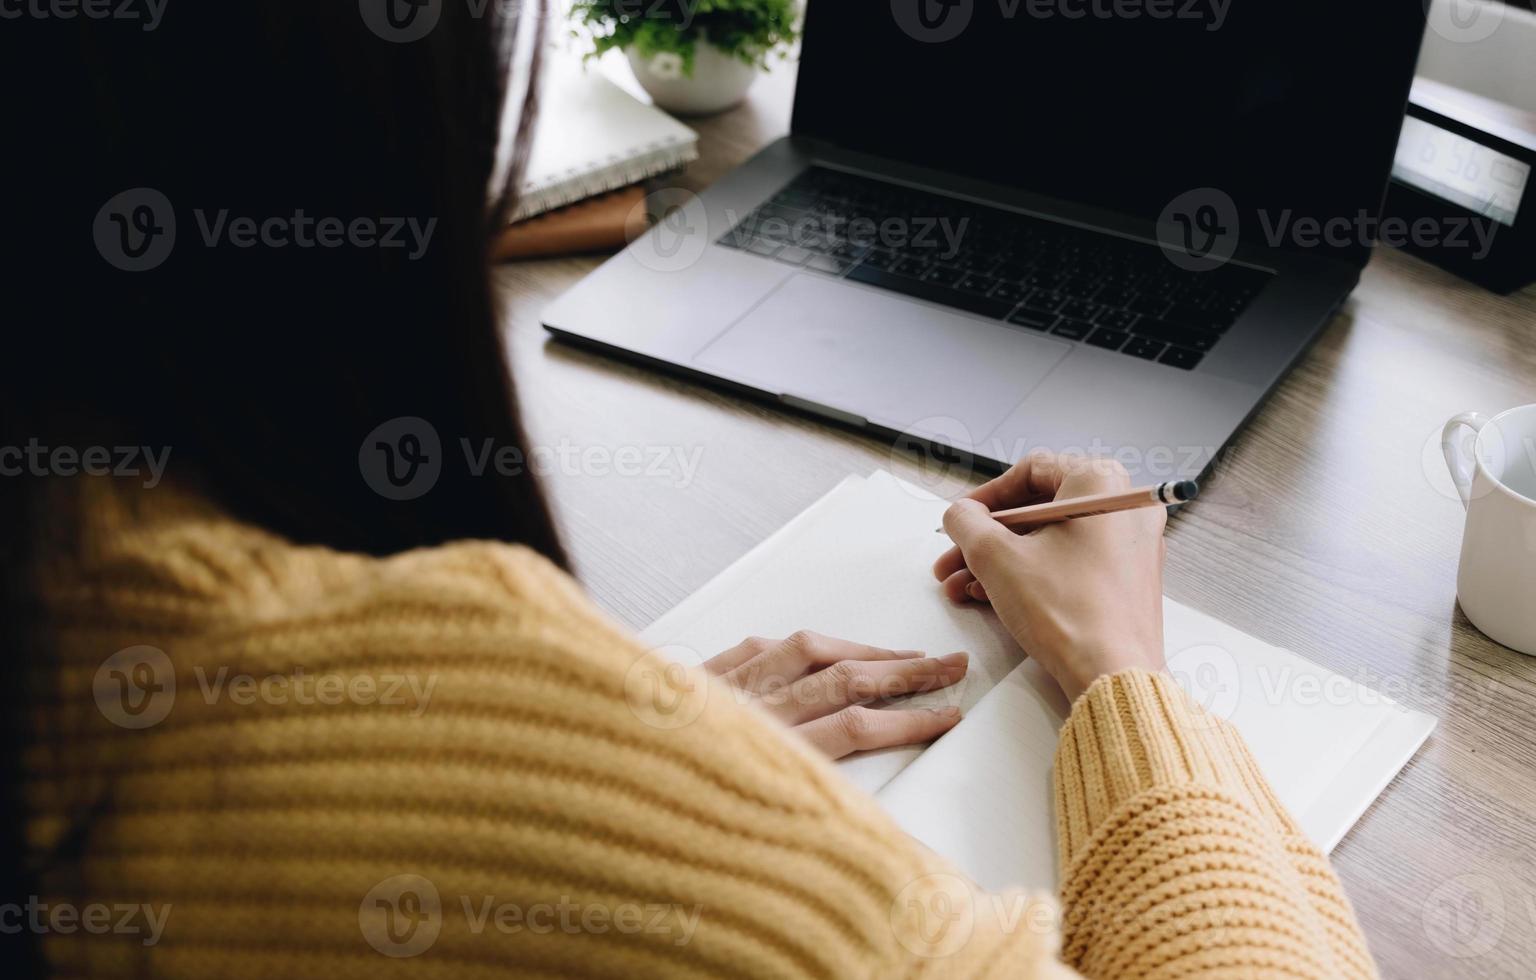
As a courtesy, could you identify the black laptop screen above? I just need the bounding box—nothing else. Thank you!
[791,0,1426,264]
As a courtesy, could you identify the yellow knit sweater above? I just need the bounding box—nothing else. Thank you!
[18,478,1377,978]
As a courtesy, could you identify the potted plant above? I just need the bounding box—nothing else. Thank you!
[569,0,801,117]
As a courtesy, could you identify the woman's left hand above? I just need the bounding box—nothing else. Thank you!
[704,631,969,759]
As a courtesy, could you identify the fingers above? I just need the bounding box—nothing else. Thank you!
[941,498,1017,578]
[956,452,1136,516]
[1039,457,1164,537]
[935,455,1139,593]
[939,567,975,603]
[1054,456,1133,499]
[932,451,1110,583]
[764,651,969,724]
[966,451,1074,510]
[702,636,774,676]
[939,568,988,604]
[931,543,967,583]
[796,705,962,760]
[721,631,921,694]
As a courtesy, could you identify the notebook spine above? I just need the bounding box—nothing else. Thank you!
[510,139,701,223]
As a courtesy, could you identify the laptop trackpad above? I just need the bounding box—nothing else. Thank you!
[695,274,1071,442]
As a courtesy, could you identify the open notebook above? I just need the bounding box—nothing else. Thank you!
[640,471,1436,891]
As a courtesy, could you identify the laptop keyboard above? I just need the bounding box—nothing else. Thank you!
[716,167,1273,371]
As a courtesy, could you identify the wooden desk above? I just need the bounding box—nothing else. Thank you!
[497,64,1536,980]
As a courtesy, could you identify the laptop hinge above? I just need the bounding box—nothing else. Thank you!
[778,394,868,429]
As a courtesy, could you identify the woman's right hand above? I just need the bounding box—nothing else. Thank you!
[932,452,1169,704]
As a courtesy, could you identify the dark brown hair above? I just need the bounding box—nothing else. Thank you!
[2,2,555,968]
[3,1,562,557]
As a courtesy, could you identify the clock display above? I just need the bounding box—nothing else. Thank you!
[1392,115,1531,227]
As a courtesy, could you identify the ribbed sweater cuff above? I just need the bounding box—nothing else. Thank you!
[1053,668,1300,870]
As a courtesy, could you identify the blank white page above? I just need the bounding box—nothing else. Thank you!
[873,658,1069,891]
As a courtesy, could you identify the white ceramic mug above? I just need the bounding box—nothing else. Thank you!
[1441,404,1536,655]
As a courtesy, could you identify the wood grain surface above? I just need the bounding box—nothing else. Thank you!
[496,60,1536,979]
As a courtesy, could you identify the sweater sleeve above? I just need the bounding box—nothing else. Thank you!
[1052,670,1379,980]
[30,527,1376,980]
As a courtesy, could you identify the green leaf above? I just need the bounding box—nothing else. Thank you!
[568,0,801,75]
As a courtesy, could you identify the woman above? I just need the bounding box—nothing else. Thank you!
[2,3,1376,977]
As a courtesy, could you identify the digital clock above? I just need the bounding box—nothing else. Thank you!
[1383,77,1536,294]
[1393,115,1530,228]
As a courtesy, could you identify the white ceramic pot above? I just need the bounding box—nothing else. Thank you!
[626,39,758,117]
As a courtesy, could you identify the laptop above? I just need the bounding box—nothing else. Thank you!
[543,1,1426,478]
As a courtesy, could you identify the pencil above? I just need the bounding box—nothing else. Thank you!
[936,480,1198,533]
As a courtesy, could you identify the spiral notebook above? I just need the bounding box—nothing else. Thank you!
[640,471,1437,891]
[510,56,699,222]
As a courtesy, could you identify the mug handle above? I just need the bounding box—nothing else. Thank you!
[1442,411,1490,509]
